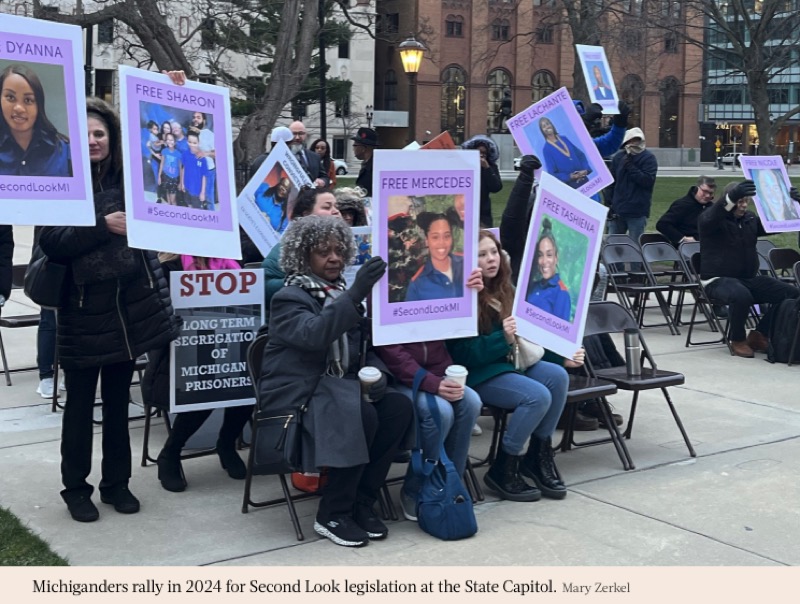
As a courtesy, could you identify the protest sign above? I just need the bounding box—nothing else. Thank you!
[371,150,480,346]
[739,155,800,233]
[344,226,372,290]
[512,173,608,358]
[421,131,457,150]
[236,140,313,256]
[170,269,263,413]
[507,87,613,199]
[0,15,94,225]
[119,66,240,258]
[576,45,619,114]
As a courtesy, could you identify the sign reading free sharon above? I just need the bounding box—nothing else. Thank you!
[169,270,264,413]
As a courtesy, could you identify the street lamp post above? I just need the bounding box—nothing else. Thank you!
[399,35,426,145]
[365,105,374,129]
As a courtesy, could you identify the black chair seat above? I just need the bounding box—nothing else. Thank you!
[593,366,685,390]
[566,374,618,401]
[0,314,40,328]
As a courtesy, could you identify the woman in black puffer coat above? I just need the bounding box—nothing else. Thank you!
[39,97,181,523]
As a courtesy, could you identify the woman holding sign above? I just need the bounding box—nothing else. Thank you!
[39,96,181,523]
[538,117,591,189]
[404,211,464,302]
[0,64,72,177]
[525,218,572,322]
[448,231,576,501]
[258,216,413,548]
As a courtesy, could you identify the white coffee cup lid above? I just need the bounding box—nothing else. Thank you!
[358,366,381,380]
[445,364,468,376]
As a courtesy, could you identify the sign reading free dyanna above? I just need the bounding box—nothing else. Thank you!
[169,269,264,413]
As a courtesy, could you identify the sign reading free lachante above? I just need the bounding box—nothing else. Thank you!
[169,270,264,413]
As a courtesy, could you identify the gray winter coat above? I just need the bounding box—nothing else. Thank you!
[257,285,370,470]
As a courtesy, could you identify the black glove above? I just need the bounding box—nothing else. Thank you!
[366,372,387,402]
[727,180,757,203]
[790,187,800,203]
[520,154,542,177]
[613,101,631,128]
[349,256,387,301]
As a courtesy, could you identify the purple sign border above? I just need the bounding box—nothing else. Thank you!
[378,169,474,326]
[516,186,602,344]
[123,74,233,232]
[0,31,87,202]
[506,87,612,198]
[739,155,800,233]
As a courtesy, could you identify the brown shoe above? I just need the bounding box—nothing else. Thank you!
[746,330,769,353]
[731,340,755,358]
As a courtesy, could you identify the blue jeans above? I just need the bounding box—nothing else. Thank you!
[397,384,482,496]
[37,309,56,379]
[473,362,568,456]
[608,215,647,243]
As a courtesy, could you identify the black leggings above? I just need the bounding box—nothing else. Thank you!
[60,360,136,503]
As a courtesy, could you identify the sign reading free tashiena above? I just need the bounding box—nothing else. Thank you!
[0,15,94,225]
[119,65,241,259]
[170,269,264,414]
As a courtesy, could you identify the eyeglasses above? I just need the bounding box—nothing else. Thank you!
[698,187,715,196]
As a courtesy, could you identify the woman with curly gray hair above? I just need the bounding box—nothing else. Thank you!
[258,216,413,548]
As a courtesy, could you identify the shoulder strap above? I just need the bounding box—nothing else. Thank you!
[410,367,457,476]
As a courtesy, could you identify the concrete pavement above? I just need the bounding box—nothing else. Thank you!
[1,226,799,566]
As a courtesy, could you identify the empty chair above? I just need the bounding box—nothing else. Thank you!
[768,248,800,285]
[583,301,696,461]
[756,238,777,260]
[641,241,700,326]
[638,232,669,247]
[0,265,41,386]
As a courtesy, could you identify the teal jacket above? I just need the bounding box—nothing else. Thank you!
[447,321,565,388]
[261,243,285,319]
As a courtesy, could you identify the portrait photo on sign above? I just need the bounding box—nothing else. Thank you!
[524,214,589,324]
[0,60,72,178]
[386,194,466,304]
[138,101,218,211]
[253,162,295,234]
[507,87,613,199]
[513,173,607,359]
[739,155,800,233]
[576,44,619,114]
[0,17,93,225]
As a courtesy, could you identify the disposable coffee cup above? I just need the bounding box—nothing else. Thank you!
[358,366,382,402]
[444,365,468,386]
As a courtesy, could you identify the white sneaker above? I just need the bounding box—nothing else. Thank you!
[37,378,55,399]
[471,423,483,436]
[58,377,66,392]
[400,490,418,522]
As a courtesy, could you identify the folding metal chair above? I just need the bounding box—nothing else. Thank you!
[756,238,776,260]
[641,241,699,326]
[601,242,680,335]
[767,248,800,285]
[0,265,40,386]
[584,301,696,460]
[683,253,734,353]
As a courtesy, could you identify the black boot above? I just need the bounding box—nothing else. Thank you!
[483,447,541,502]
[156,447,186,492]
[216,439,246,479]
[520,436,567,500]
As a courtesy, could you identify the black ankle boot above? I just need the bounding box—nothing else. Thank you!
[520,436,567,500]
[156,448,186,492]
[483,448,541,502]
[216,440,246,479]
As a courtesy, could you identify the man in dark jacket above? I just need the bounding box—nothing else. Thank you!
[0,225,12,304]
[352,127,380,197]
[698,180,800,358]
[462,135,503,227]
[606,127,658,243]
[656,176,717,247]
[289,120,329,187]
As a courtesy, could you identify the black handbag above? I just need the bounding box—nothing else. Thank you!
[252,406,304,475]
[23,246,68,310]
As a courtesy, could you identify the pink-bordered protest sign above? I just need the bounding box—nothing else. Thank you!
[0,15,93,225]
[512,172,608,358]
[576,44,619,115]
[739,155,800,233]
[119,66,240,258]
[507,87,613,199]
[370,150,480,346]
